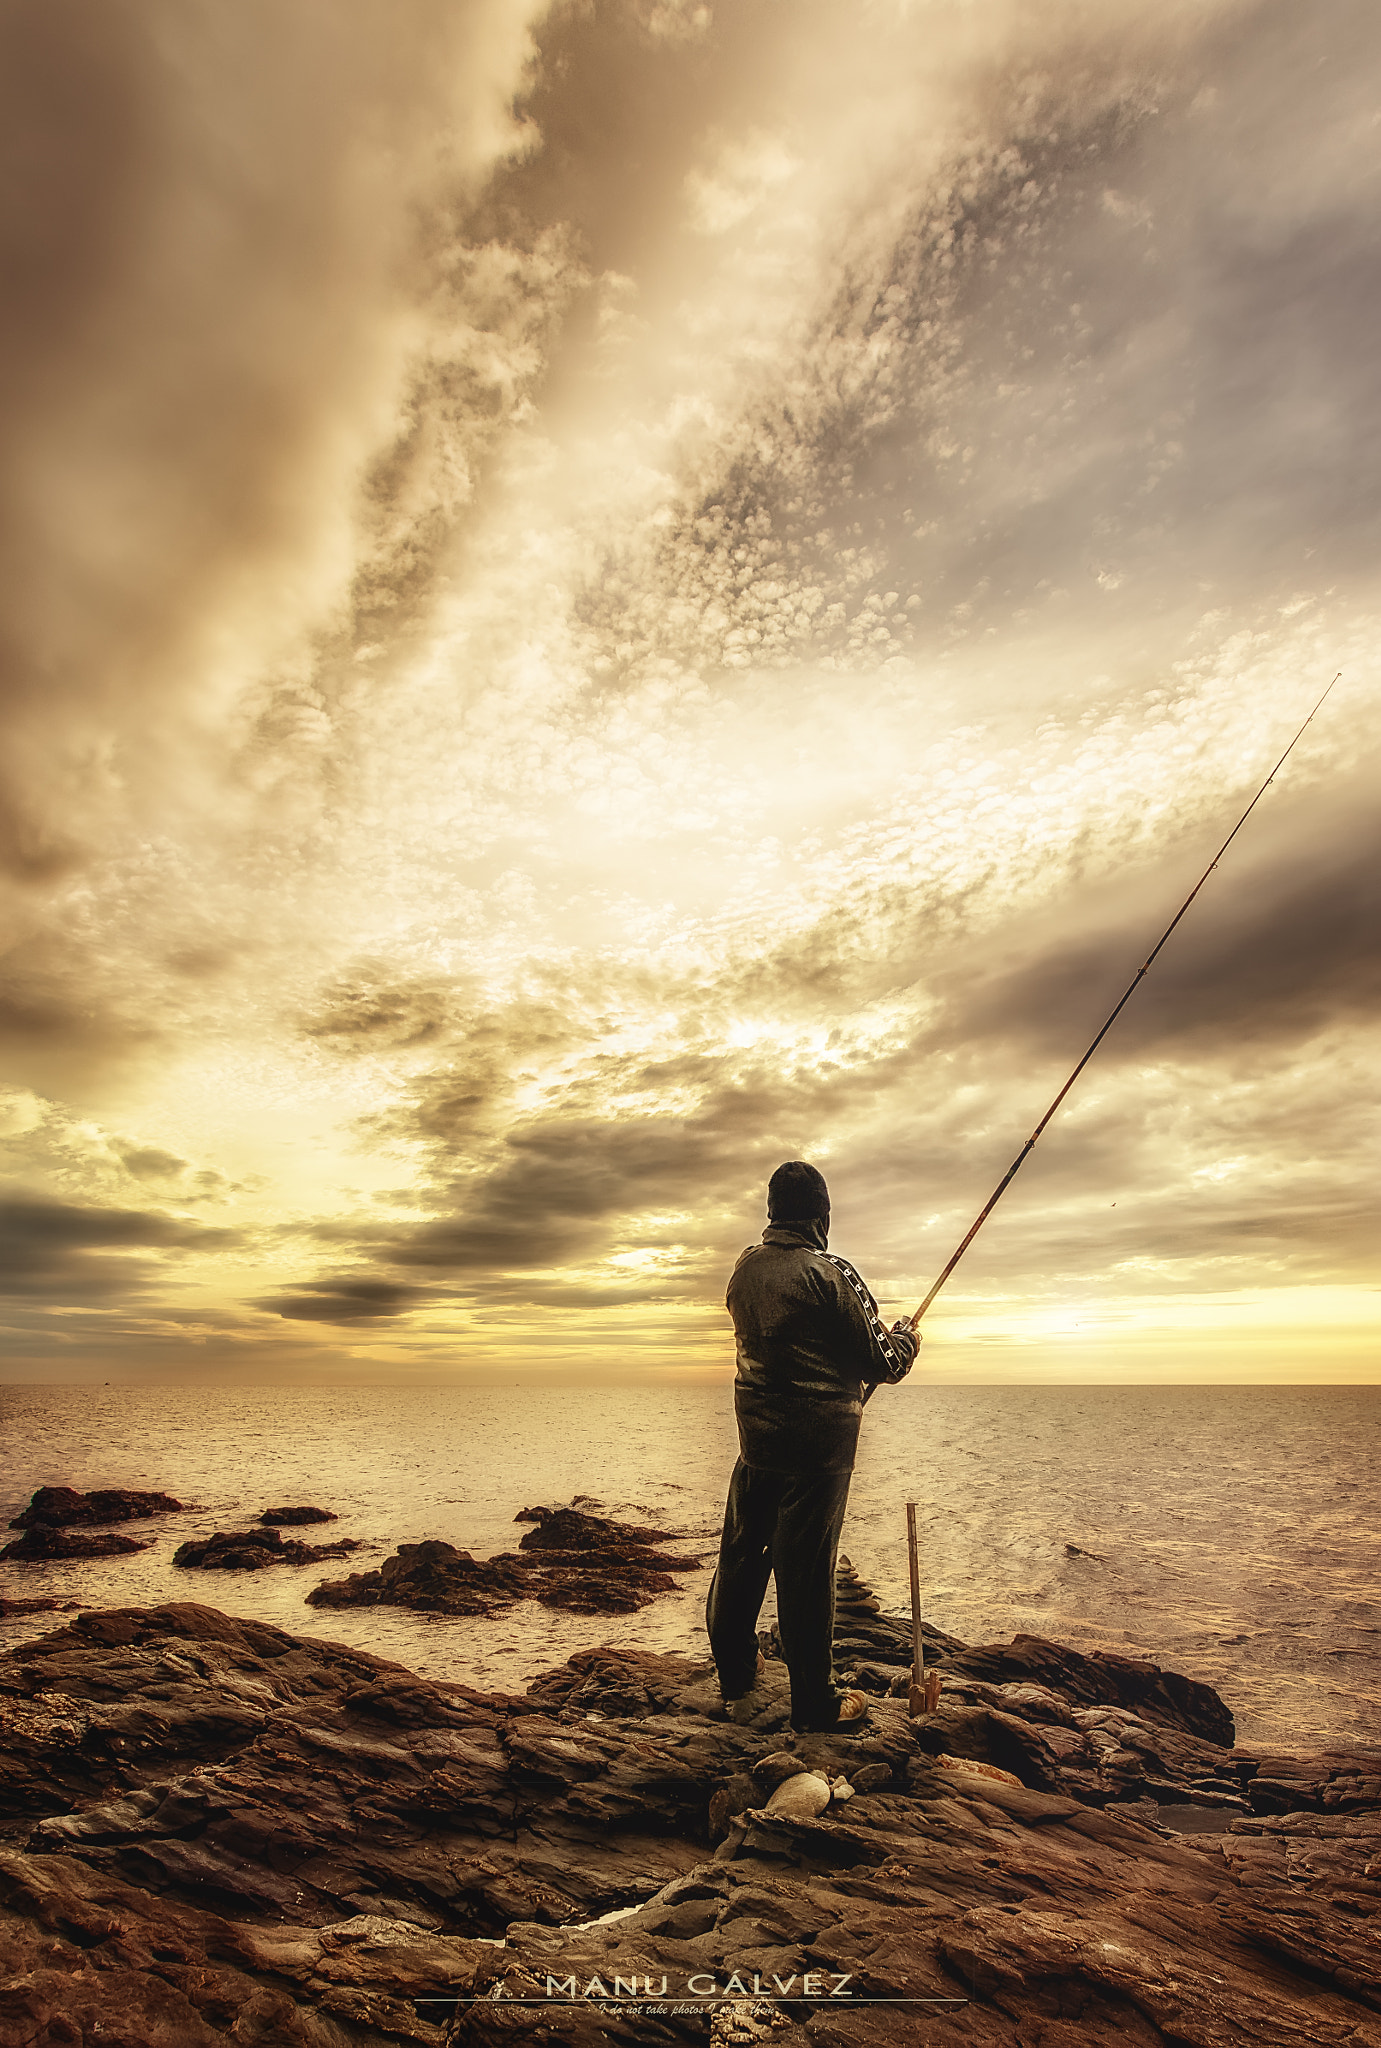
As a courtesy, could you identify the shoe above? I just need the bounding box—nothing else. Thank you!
[791,1687,869,1733]
[722,1650,767,1724]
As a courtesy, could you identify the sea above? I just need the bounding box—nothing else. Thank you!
[2,1382,1378,1754]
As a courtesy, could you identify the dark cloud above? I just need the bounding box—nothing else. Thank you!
[254,1276,427,1324]
[929,782,1381,1065]
[262,1038,896,1313]
[0,1194,240,1301]
[0,948,158,1098]
[115,1144,189,1183]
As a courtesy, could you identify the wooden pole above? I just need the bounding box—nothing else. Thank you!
[906,1500,942,1716]
[906,1501,925,1717]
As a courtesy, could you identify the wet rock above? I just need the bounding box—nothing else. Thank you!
[259,1506,340,1526]
[525,1645,710,1719]
[8,1485,189,1531]
[516,1505,685,1553]
[308,1540,533,1616]
[2,1526,151,1561]
[173,1527,362,1571]
[0,1563,1377,2047]
[516,1505,703,1611]
[0,1595,77,1618]
[939,1632,1236,1747]
[311,1505,703,1620]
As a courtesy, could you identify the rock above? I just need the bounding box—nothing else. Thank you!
[524,1645,709,1720]
[763,1771,832,1819]
[515,1507,683,1551]
[0,1561,1377,2046]
[8,1486,189,1531]
[309,1540,533,1616]
[259,1506,340,1526]
[750,1752,809,1791]
[173,1527,362,1571]
[939,1632,1236,1747]
[312,1506,703,1620]
[0,1596,76,1618]
[849,1761,893,1792]
[934,1752,1026,1788]
[2,1527,151,1561]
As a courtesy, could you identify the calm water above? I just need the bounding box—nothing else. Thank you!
[2,1382,1378,1752]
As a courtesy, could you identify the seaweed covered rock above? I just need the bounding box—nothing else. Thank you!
[259,1505,340,1526]
[516,1506,684,1551]
[308,1540,532,1616]
[311,1505,703,1619]
[173,1527,362,1572]
[2,1527,151,1562]
[8,1486,187,1530]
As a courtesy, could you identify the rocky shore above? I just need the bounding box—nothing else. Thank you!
[0,1565,1377,2047]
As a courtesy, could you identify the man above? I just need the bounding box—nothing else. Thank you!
[706,1159,919,1732]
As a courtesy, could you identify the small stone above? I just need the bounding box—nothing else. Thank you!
[763,1771,832,1819]
[851,1763,893,1792]
[751,1751,808,1789]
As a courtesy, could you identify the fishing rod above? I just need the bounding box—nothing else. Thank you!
[904,669,1341,1334]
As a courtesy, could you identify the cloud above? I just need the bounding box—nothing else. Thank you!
[254,1275,428,1323]
[3,0,1379,1380]
[922,775,1381,1063]
[0,0,551,879]
[302,972,456,1052]
[554,0,1381,702]
[0,1194,240,1301]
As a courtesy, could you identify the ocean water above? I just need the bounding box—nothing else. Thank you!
[2,1381,1378,1753]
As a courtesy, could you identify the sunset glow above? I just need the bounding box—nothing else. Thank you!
[2,0,1378,1384]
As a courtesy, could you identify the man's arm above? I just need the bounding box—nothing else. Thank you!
[819,1252,920,1386]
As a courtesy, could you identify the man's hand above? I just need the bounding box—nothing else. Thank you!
[889,1318,921,1365]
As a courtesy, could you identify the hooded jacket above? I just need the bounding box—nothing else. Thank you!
[726,1220,918,1472]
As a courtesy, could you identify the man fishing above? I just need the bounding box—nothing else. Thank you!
[703,679,1334,1734]
[706,1160,918,1732]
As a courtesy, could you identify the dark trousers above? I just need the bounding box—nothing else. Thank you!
[705,1457,853,1725]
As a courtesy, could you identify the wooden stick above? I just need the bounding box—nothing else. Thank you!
[906,1501,925,1718]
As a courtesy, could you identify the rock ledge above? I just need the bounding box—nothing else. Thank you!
[0,1571,1376,2046]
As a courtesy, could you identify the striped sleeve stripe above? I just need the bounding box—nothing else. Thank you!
[820,1252,910,1383]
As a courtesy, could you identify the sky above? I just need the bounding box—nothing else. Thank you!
[1,0,1377,1386]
